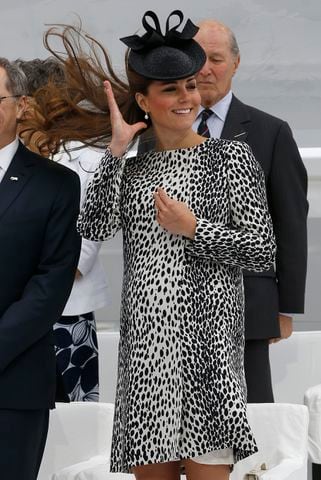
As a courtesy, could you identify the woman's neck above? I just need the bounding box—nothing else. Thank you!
[154,128,205,152]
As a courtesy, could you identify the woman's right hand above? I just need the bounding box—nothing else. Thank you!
[104,80,147,157]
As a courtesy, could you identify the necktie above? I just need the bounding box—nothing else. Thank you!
[197,109,213,138]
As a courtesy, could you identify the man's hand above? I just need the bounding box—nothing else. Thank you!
[269,314,293,344]
[154,188,197,239]
[75,269,83,280]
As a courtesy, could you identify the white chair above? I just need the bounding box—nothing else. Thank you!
[304,384,321,465]
[270,331,321,404]
[40,401,309,480]
[38,402,115,480]
[231,403,309,480]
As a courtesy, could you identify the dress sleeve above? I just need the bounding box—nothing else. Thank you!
[185,141,276,271]
[78,148,126,241]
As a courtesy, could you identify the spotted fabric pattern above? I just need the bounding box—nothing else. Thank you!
[78,138,275,473]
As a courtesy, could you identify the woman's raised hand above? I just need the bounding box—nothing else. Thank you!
[104,80,147,157]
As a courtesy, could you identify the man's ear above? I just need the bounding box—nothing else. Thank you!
[233,54,240,76]
[135,92,149,113]
[16,95,27,120]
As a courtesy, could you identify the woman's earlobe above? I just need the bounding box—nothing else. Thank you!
[135,92,147,111]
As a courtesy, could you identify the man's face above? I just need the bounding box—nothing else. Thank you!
[0,67,25,149]
[195,24,240,108]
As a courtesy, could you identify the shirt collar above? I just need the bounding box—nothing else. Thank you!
[0,137,19,174]
[197,90,233,122]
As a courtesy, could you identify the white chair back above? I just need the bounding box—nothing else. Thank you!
[231,403,309,480]
[304,384,321,464]
[38,402,114,480]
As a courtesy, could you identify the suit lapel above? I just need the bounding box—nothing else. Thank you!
[221,95,251,142]
[0,142,36,220]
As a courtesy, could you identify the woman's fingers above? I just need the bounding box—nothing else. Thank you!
[154,189,169,213]
[155,188,171,206]
[104,80,147,156]
[153,191,197,239]
[104,80,121,121]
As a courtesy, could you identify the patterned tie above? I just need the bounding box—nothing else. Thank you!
[197,109,214,137]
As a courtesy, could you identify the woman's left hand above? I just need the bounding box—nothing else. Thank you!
[154,188,197,239]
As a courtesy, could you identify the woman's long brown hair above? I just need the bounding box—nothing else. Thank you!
[19,23,152,156]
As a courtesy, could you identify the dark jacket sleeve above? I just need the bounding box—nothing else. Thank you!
[268,121,308,313]
[0,171,81,373]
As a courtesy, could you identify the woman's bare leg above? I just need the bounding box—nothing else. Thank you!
[132,460,181,480]
[183,459,231,480]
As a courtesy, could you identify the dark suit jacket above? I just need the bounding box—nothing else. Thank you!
[0,141,81,409]
[137,95,308,340]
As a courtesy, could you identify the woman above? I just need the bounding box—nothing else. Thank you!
[52,141,110,402]
[30,10,275,479]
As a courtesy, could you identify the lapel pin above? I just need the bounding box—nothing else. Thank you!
[234,132,246,138]
[10,176,19,181]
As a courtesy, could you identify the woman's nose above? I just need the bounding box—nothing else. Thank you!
[178,88,189,102]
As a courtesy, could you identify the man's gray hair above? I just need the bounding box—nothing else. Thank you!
[0,57,27,96]
[229,30,240,57]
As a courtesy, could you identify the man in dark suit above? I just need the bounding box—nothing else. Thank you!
[138,20,308,404]
[0,58,81,479]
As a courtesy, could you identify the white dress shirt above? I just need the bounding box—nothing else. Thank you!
[55,142,110,316]
[0,138,19,183]
[193,90,233,139]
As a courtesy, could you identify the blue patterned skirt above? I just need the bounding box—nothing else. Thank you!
[54,312,99,401]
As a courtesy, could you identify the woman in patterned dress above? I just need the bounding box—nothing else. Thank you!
[29,10,275,480]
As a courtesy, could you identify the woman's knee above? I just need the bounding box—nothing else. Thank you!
[131,460,181,480]
[182,458,231,480]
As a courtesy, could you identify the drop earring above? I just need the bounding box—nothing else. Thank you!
[144,112,149,120]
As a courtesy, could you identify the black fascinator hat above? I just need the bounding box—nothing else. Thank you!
[120,10,206,81]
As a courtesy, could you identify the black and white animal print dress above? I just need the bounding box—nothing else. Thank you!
[78,138,275,473]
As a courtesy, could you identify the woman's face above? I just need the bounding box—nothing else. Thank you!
[136,76,201,133]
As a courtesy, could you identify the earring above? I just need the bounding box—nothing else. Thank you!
[144,112,149,120]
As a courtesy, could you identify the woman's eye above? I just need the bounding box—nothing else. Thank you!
[187,84,197,90]
[162,87,176,92]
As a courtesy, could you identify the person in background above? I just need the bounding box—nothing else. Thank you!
[17,58,110,401]
[0,57,80,480]
[139,18,308,404]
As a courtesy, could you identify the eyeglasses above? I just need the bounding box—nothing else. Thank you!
[0,95,21,104]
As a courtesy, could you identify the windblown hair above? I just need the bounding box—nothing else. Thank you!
[19,24,152,156]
